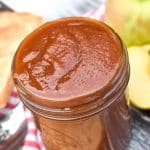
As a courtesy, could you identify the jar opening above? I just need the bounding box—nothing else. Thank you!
[12,17,130,120]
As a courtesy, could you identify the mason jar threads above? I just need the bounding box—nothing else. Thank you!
[12,17,131,150]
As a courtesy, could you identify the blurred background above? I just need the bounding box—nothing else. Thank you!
[1,0,104,20]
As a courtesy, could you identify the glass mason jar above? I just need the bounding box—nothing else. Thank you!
[12,18,131,150]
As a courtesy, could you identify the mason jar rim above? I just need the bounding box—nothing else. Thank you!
[11,17,130,120]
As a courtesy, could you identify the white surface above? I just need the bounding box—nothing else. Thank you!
[1,102,25,135]
[1,0,104,21]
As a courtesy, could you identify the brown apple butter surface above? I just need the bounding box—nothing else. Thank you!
[13,18,131,150]
[14,17,121,102]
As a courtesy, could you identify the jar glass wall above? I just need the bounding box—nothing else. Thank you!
[12,17,131,150]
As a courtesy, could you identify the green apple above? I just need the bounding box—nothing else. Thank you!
[105,0,150,47]
[127,44,150,109]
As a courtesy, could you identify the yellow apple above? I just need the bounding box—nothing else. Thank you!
[105,0,150,47]
[127,44,150,109]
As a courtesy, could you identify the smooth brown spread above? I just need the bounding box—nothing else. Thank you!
[13,18,131,150]
[14,18,121,101]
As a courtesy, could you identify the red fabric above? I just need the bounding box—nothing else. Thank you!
[8,4,105,150]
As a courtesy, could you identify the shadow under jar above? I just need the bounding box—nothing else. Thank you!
[12,17,131,150]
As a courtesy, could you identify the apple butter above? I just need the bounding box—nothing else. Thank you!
[12,17,131,150]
